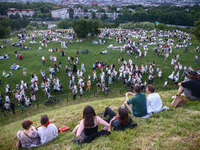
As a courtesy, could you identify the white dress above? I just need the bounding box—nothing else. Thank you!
[168,71,174,80]
[38,124,58,144]
[146,93,163,114]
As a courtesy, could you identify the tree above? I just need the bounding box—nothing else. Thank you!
[9,13,21,20]
[194,18,200,40]
[57,19,72,29]
[100,14,108,22]
[10,20,21,30]
[84,8,88,13]
[92,12,96,20]
[69,8,74,19]
[72,19,88,38]
[72,19,100,38]
[87,18,93,36]
[26,25,34,30]
[93,19,100,35]
[157,23,166,30]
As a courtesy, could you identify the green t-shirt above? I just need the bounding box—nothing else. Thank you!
[127,93,147,117]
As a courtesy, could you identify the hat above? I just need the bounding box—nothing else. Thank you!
[190,71,198,76]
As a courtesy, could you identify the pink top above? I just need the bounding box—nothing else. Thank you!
[76,116,109,138]
[17,130,40,148]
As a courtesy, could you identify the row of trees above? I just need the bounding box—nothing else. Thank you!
[0,15,29,38]
[117,5,200,26]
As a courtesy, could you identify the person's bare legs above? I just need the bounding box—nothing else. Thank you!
[72,125,79,134]
[177,85,184,96]
[123,101,133,116]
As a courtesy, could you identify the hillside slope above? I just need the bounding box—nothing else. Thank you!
[0,91,199,150]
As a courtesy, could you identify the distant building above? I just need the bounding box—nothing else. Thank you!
[7,8,35,18]
[51,8,69,19]
[51,8,121,20]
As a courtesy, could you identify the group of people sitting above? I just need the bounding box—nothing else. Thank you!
[17,115,58,149]
[71,84,168,143]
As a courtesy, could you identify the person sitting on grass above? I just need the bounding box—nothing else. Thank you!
[72,105,110,143]
[102,107,137,131]
[16,120,40,149]
[123,84,151,118]
[172,71,200,101]
[146,85,169,114]
[38,115,58,145]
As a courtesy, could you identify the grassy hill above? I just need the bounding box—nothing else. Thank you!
[0,90,199,150]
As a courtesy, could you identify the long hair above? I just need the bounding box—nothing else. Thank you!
[83,105,96,128]
[118,108,130,125]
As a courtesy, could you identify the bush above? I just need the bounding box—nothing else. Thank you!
[119,21,155,30]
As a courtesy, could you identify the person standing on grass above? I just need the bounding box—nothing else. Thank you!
[195,55,199,64]
[10,101,15,114]
[123,84,149,118]
[41,56,45,65]
[23,67,27,77]
[53,55,57,63]
[50,55,53,63]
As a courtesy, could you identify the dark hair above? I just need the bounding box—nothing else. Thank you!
[134,84,141,93]
[188,72,199,80]
[147,85,155,93]
[22,120,32,130]
[118,108,130,125]
[83,105,96,128]
[189,75,199,80]
[40,115,49,126]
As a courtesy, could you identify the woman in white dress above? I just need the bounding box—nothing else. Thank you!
[38,115,58,144]
[146,85,168,114]
[168,71,174,80]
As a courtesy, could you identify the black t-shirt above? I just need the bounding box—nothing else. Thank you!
[181,80,200,98]
[112,117,133,131]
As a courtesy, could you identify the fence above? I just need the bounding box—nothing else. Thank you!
[0,86,178,118]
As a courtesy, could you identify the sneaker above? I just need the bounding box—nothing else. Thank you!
[172,95,177,98]
[163,106,169,111]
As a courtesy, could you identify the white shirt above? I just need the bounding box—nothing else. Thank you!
[146,93,163,114]
[38,124,58,144]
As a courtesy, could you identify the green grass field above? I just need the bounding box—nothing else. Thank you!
[0,30,199,110]
[0,90,199,150]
